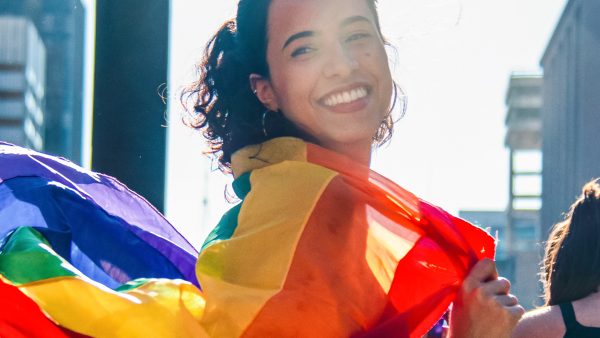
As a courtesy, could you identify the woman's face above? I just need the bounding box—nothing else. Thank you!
[254,0,393,157]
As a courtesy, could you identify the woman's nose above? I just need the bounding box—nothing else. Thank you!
[322,43,359,79]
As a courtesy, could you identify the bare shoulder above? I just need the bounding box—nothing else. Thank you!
[511,306,565,338]
[573,291,600,327]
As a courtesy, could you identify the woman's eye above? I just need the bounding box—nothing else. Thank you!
[346,32,371,42]
[291,46,315,58]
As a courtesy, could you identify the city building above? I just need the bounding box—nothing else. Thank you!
[540,0,600,237]
[0,0,86,163]
[0,16,46,150]
[503,73,544,308]
[505,74,543,249]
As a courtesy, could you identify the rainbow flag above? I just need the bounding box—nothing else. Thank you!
[0,138,494,337]
[0,141,203,336]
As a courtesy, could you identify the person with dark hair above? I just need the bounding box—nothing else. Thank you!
[513,178,600,338]
[180,0,523,336]
[181,0,395,170]
[0,0,523,336]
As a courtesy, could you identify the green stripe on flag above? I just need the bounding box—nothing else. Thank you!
[0,227,77,285]
[200,203,243,252]
[115,278,154,292]
[199,172,250,252]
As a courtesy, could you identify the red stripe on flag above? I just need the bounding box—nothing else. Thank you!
[360,202,495,337]
[0,278,68,338]
[242,176,389,336]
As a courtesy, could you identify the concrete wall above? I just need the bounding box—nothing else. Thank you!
[541,0,600,237]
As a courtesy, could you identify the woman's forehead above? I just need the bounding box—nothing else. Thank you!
[267,0,375,39]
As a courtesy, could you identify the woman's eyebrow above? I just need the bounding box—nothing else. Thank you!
[281,16,371,51]
[340,15,371,27]
[282,31,316,50]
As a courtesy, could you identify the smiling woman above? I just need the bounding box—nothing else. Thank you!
[179,0,523,336]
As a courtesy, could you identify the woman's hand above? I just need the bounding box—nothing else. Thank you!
[447,258,524,338]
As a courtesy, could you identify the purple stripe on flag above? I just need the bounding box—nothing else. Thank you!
[0,142,199,285]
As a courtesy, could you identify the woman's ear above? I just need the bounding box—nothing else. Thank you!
[249,74,280,111]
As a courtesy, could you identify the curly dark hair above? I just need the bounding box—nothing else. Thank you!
[180,0,402,172]
[543,178,600,305]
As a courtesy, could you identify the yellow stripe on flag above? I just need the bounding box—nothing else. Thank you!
[18,277,207,338]
[196,160,337,337]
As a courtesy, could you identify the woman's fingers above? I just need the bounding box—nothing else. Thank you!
[508,304,526,317]
[494,293,520,307]
[482,277,512,296]
[462,258,499,292]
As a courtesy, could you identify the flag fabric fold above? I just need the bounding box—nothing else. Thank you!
[0,227,206,337]
[196,137,495,337]
[0,141,198,287]
[0,138,494,337]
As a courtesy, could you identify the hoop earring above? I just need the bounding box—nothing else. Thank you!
[390,81,407,120]
[262,109,276,137]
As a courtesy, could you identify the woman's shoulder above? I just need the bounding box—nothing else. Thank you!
[512,305,565,338]
[572,291,600,327]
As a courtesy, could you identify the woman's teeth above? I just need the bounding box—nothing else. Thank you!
[323,87,368,107]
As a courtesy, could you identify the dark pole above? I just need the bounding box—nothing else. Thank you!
[92,0,169,211]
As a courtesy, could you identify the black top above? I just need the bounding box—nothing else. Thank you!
[559,302,600,338]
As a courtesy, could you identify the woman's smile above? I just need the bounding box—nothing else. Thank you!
[319,84,371,113]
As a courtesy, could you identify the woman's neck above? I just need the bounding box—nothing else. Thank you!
[323,140,372,166]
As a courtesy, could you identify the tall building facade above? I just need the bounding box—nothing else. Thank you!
[540,0,600,237]
[0,0,85,163]
[0,16,46,150]
[503,73,544,308]
[505,74,543,251]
